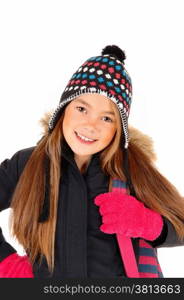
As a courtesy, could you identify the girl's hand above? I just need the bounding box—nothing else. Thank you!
[0,253,34,278]
[94,192,163,241]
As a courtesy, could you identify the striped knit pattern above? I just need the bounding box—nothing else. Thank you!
[112,178,163,278]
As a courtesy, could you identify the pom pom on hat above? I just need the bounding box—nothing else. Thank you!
[101,45,126,64]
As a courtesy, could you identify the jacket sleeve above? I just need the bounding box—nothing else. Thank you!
[145,216,184,248]
[0,150,21,262]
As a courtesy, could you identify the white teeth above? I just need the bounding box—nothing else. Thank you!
[76,132,95,142]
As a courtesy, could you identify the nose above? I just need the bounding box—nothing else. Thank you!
[84,127,95,135]
[83,126,96,134]
[83,118,99,136]
[84,116,98,129]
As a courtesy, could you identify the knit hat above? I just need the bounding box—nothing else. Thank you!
[38,45,135,223]
[48,45,132,149]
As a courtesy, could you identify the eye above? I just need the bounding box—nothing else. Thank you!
[102,116,113,123]
[76,106,87,113]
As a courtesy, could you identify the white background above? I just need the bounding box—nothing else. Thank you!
[0,0,184,277]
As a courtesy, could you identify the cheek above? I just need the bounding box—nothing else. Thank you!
[63,109,76,130]
[101,126,116,144]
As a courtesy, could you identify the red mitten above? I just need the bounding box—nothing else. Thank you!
[0,253,34,278]
[94,192,163,241]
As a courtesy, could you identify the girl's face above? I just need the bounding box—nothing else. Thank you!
[62,93,117,165]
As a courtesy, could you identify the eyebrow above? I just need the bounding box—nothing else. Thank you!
[75,98,115,116]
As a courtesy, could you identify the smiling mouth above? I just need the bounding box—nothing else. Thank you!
[74,131,98,143]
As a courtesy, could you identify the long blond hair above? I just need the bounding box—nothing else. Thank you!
[9,101,184,275]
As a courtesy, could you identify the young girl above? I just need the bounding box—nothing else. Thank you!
[0,45,184,278]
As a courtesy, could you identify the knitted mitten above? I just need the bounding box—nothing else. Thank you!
[94,192,163,241]
[0,253,34,278]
